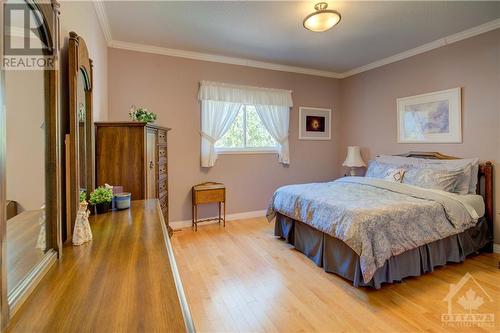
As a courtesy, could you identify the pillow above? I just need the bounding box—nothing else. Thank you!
[375,154,428,166]
[402,167,463,192]
[375,155,479,194]
[383,168,406,183]
[365,160,399,179]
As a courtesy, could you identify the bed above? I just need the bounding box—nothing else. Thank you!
[267,152,494,288]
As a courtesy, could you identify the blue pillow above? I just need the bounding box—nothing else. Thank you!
[402,167,462,192]
[365,160,399,179]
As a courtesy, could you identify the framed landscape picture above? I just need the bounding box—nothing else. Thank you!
[397,87,462,143]
[299,107,331,140]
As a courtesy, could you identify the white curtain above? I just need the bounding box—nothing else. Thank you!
[201,100,241,167]
[199,81,293,107]
[198,81,293,167]
[255,105,290,164]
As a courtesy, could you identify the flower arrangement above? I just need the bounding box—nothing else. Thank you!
[129,105,157,123]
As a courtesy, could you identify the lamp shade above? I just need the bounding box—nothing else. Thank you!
[342,146,365,167]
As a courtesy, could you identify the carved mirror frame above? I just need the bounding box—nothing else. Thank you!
[68,31,94,241]
[0,0,62,326]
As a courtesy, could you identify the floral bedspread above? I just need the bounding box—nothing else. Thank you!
[267,177,479,283]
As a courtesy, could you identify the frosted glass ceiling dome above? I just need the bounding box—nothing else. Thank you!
[303,2,342,32]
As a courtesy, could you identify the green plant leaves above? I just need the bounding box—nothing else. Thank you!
[89,186,113,205]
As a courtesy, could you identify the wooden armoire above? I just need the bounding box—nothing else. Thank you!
[95,122,170,226]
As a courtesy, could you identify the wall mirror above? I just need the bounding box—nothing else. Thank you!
[67,32,93,241]
[1,0,61,324]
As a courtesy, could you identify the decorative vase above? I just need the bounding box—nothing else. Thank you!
[95,202,111,214]
[73,201,92,246]
[115,192,131,210]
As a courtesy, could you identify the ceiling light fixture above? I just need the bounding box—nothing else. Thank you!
[303,2,341,32]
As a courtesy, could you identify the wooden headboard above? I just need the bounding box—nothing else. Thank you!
[398,151,494,252]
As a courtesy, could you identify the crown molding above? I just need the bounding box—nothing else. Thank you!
[93,0,112,44]
[109,40,343,78]
[339,18,500,78]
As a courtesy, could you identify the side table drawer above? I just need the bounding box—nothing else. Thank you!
[195,189,224,204]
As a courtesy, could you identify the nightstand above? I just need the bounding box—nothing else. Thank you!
[192,182,226,231]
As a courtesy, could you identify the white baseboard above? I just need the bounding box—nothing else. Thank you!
[171,209,267,230]
[494,244,500,254]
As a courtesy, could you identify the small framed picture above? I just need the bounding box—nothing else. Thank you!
[397,87,461,143]
[299,107,331,140]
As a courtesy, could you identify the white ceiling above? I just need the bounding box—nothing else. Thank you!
[101,1,500,75]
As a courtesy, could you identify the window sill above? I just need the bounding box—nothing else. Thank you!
[216,149,278,155]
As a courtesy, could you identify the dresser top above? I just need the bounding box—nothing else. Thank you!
[95,121,171,131]
[7,200,192,332]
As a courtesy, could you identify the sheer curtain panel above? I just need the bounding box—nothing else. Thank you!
[200,100,241,167]
[254,105,290,164]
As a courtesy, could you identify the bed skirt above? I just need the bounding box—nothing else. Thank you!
[274,213,492,289]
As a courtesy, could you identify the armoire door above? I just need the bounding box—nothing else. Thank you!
[146,129,158,199]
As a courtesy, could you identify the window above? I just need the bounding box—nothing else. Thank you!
[215,105,278,153]
[199,81,291,167]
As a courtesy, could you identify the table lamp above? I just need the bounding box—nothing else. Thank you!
[342,146,365,176]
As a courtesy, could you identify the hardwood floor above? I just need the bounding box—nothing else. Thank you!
[171,217,500,333]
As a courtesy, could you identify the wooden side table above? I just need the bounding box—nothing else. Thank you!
[192,182,226,231]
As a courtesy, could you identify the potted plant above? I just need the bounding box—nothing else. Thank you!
[129,105,157,123]
[89,186,113,214]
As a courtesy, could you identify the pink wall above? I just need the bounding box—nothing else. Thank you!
[107,48,340,222]
[108,29,500,245]
[339,29,500,243]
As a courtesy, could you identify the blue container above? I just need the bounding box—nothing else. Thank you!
[114,193,131,210]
